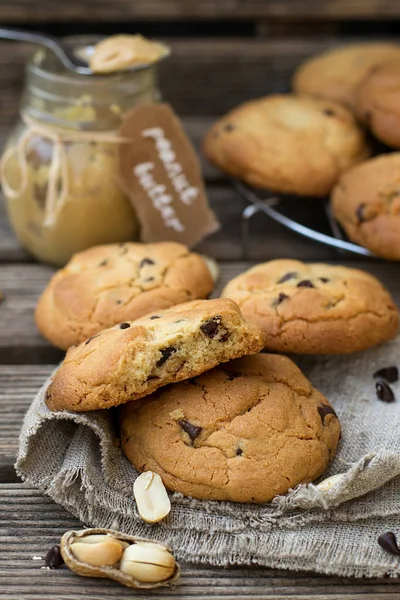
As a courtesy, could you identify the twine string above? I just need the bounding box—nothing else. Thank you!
[0,111,131,227]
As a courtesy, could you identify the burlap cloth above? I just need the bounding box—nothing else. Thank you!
[16,336,400,578]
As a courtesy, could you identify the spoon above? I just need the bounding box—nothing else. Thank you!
[0,28,93,75]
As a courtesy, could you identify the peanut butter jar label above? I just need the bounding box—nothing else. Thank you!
[119,103,220,247]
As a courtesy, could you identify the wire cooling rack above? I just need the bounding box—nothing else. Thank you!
[233,179,375,259]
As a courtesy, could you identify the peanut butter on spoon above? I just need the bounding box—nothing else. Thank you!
[89,34,168,74]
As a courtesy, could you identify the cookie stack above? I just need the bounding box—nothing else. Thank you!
[292,42,400,260]
[203,41,400,260]
[37,244,350,504]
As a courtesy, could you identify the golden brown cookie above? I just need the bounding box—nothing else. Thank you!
[331,153,400,260]
[45,298,264,412]
[222,259,398,354]
[293,42,400,109]
[202,94,369,197]
[120,353,341,503]
[35,242,215,350]
[355,60,400,148]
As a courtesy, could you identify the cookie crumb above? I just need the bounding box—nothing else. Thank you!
[169,408,185,420]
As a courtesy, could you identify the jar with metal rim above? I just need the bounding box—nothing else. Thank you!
[1,36,168,266]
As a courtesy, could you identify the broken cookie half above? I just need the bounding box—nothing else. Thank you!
[45,298,263,412]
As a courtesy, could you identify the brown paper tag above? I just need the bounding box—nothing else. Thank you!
[118,103,220,247]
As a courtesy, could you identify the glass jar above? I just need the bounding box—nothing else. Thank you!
[1,37,166,266]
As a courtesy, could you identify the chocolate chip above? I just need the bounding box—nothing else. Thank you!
[373,366,399,383]
[179,419,202,442]
[236,447,243,456]
[156,346,177,367]
[318,404,337,424]
[150,315,161,320]
[375,380,395,403]
[378,531,400,556]
[356,203,366,223]
[219,332,229,342]
[119,322,130,329]
[278,272,297,283]
[147,375,160,380]
[323,108,335,116]
[273,292,289,307]
[85,334,99,345]
[44,545,64,568]
[139,258,155,268]
[319,277,330,283]
[200,316,221,338]
[297,280,315,288]
[98,259,108,267]
[223,123,235,132]
[116,299,122,305]
[144,277,155,282]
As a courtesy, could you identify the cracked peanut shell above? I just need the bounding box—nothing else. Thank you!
[60,528,180,589]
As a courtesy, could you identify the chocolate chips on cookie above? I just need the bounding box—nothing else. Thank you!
[35,241,216,350]
[202,94,369,197]
[120,354,341,503]
[222,259,399,354]
[45,298,263,412]
[331,154,400,260]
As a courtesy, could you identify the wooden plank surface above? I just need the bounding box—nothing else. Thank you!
[0,37,363,121]
[1,483,400,599]
[0,365,51,482]
[0,0,399,21]
[1,484,400,598]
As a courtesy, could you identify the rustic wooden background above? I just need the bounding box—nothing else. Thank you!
[2,1,400,598]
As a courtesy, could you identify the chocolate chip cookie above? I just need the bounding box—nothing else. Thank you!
[331,153,400,260]
[36,242,216,350]
[293,42,400,109]
[202,94,369,197]
[45,298,264,412]
[120,353,341,503]
[355,60,400,148]
[222,259,398,354]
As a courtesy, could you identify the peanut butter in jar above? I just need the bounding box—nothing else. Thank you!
[1,36,169,266]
